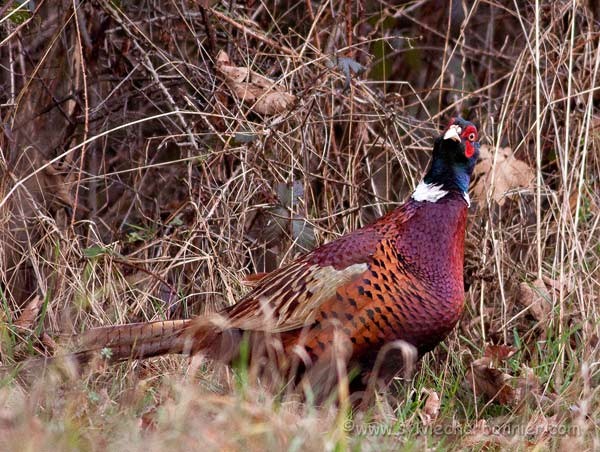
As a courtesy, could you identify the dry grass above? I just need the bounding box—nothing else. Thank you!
[1,0,599,450]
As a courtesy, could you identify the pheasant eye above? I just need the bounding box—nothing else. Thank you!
[468,133,476,141]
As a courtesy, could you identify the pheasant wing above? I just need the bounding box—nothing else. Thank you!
[225,203,417,333]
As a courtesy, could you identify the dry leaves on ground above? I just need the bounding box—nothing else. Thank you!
[466,357,515,405]
[216,50,296,115]
[466,352,547,408]
[484,344,517,364]
[420,389,440,426]
[14,295,43,330]
[472,145,535,205]
[518,278,552,322]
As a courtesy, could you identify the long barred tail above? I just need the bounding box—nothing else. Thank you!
[75,319,195,362]
[10,317,242,382]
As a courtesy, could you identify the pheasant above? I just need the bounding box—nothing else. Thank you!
[64,117,480,397]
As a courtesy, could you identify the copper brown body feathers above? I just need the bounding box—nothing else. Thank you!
[58,118,481,398]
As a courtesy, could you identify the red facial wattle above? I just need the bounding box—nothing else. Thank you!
[465,141,475,158]
[461,125,478,158]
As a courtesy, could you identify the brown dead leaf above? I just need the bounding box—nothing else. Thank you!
[40,332,57,354]
[420,389,440,426]
[484,344,517,363]
[466,357,515,405]
[14,295,43,330]
[216,50,296,115]
[518,278,551,322]
[472,145,535,205]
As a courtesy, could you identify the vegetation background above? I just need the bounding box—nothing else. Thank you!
[0,0,599,449]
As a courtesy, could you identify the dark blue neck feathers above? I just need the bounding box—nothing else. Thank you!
[423,137,476,194]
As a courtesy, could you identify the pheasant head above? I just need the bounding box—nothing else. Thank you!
[412,117,480,206]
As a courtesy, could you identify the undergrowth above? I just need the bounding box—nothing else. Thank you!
[0,0,599,450]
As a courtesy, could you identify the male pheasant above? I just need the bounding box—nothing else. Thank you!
[67,117,480,397]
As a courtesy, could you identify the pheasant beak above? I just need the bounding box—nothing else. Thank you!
[443,124,462,143]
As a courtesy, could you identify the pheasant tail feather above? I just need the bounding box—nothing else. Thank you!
[76,319,194,362]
